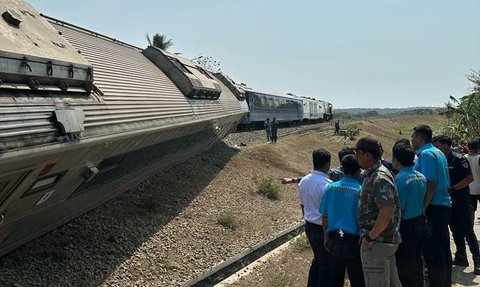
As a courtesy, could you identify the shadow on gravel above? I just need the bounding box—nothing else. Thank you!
[0,141,239,287]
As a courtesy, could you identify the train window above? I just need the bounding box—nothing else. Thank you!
[22,172,66,197]
[268,98,274,109]
[274,99,280,109]
[260,96,267,108]
[253,94,262,108]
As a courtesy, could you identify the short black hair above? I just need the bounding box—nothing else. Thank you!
[432,135,452,147]
[392,143,415,167]
[338,146,355,162]
[413,125,433,143]
[394,138,411,148]
[341,154,360,176]
[468,140,480,149]
[313,148,331,170]
[356,137,383,160]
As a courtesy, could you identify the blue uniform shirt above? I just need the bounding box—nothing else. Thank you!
[319,176,362,235]
[414,143,451,207]
[395,166,427,220]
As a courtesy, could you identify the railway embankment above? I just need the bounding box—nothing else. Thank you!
[0,116,444,287]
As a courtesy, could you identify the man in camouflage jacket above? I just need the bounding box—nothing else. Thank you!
[355,137,402,287]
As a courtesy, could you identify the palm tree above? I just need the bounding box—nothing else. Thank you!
[146,33,173,50]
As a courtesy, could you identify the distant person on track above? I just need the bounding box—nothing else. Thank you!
[264,118,272,142]
[411,125,452,287]
[355,137,402,287]
[433,135,480,275]
[466,140,480,218]
[299,148,333,287]
[392,143,430,287]
[334,120,340,135]
[321,154,365,287]
[271,117,279,143]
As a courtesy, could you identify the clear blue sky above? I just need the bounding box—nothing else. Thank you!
[28,0,480,108]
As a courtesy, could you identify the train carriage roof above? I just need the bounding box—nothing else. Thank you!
[243,87,302,101]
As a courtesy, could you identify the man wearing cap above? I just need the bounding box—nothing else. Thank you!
[355,137,402,287]
[299,148,333,286]
[411,125,452,287]
[433,135,480,274]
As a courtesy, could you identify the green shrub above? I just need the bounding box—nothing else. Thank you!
[257,177,281,200]
[217,211,238,231]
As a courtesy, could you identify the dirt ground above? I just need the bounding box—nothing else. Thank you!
[221,115,480,287]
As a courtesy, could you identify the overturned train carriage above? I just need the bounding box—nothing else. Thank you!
[0,0,247,256]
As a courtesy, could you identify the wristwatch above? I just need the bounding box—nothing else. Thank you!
[364,234,375,242]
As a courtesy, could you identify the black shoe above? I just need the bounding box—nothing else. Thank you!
[474,261,480,275]
[453,257,469,267]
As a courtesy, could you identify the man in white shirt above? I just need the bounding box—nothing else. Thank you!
[299,148,333,287]
[466,140,480,216]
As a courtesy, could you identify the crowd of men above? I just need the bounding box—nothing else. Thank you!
[284,124,480,287]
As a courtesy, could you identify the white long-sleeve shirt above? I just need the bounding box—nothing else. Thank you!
[299,170,331,225]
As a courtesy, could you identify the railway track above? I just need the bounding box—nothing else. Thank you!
[181,223,305,287]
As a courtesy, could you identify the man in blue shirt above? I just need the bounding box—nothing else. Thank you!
[321,154,365,287]
[411,124,452,287]
[392,143,430,287]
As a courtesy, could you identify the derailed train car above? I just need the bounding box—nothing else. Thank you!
[0,0,247,256]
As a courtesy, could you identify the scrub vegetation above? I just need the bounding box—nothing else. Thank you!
[255,176,282,201]
[217,211,238,231]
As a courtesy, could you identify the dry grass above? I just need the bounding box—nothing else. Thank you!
[217,211,239,231]
[291,233,310,253]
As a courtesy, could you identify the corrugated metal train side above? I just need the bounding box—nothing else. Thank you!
[0,9,246,256]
